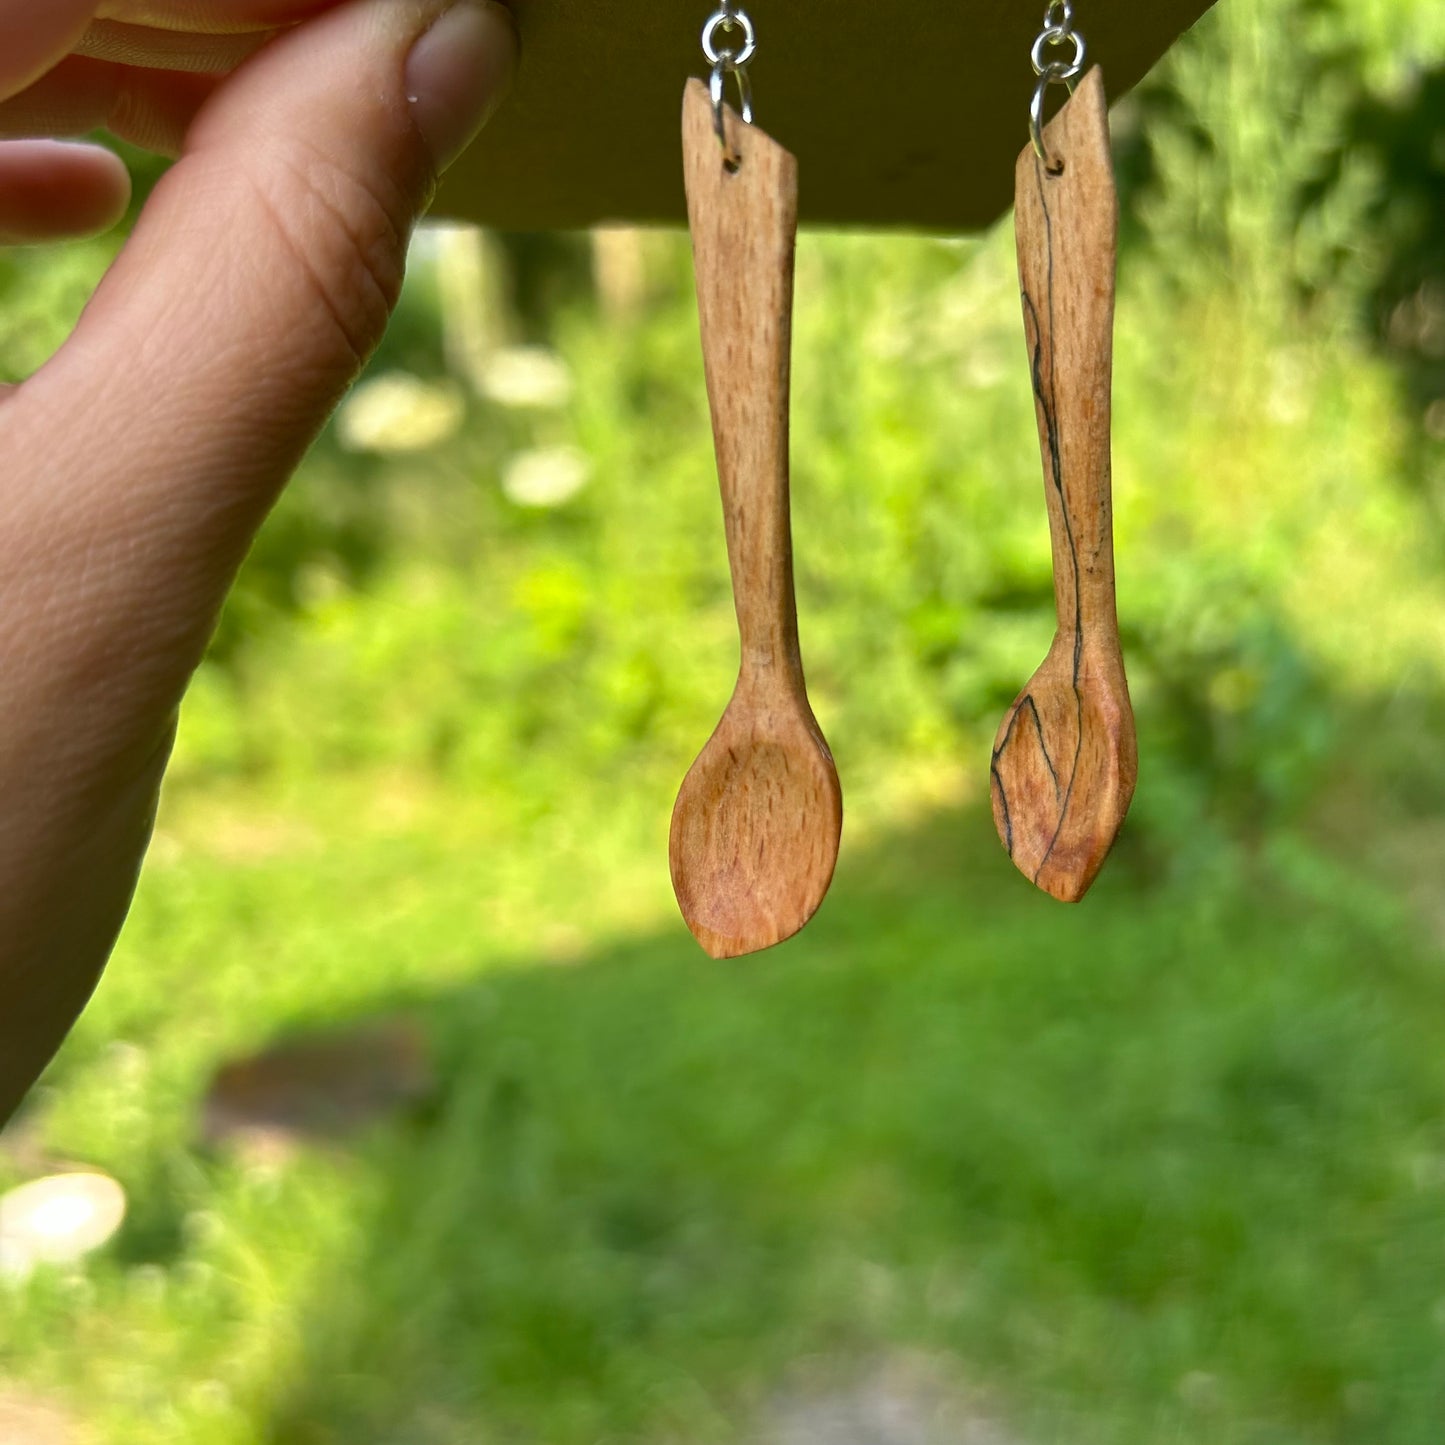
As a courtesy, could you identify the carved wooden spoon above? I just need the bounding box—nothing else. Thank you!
[669,80,843,959]
[990,69,1137,902]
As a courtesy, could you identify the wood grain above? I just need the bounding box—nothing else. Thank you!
[990,68,1137,903]
[669,79,842,960]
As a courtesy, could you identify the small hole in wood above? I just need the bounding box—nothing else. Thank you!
[1046,156,1066,178]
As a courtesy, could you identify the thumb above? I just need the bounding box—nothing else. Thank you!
[31,0,515,548]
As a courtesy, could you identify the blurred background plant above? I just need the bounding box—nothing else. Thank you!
[2,0,1445,1442]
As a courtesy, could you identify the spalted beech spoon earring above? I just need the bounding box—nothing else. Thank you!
[670,5,843,959]
[990,4,1138,902]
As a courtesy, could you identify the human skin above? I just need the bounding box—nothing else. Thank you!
[0,0,517,1123]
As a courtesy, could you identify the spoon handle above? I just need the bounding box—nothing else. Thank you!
[1018,68,1120,649]
[682,79,804,696]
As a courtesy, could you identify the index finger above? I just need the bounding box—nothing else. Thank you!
[0,0,100,100]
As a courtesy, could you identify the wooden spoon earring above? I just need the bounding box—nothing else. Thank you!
[990,23,1137,902]
[669,21,843,959]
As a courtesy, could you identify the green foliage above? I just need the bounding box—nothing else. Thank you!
[0,235,115,382]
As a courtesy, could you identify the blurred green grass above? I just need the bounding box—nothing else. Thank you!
[8,787,1445,1445]
[4,0,1445,1440]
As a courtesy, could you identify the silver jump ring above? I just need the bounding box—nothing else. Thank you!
[1030,62,1074,171]
[1043,0,1073,30]
[702,9,756,68]
[1031,26,1085,80]
[710,59,754,156]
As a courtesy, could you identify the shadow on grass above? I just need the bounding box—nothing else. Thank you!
[257,805,1445,1445]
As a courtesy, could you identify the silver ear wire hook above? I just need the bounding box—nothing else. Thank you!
[1029,1,1087,173]
[701,3,756,165]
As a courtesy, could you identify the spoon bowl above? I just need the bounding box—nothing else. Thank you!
[671,688,842,958]
[991,637,1135,902]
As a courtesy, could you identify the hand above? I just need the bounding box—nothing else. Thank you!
[0,0,517,1122]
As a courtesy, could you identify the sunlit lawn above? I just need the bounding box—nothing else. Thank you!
[4,754,1444,1445]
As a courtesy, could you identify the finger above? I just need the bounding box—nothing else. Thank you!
[8,0,515,726]
[0,139,131,241]
[0,56,220,155]
[75,19,276,72]
[0,0,100,100]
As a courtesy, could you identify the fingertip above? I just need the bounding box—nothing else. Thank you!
[405,0,518,174]
[0,140,133,245]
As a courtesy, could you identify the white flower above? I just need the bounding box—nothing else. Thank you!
[0,1173,127,1281]
[336,372,466,453]
[502,447,592,509]
[479,347,574,409]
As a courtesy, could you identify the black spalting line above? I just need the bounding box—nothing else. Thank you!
[992,693,1062,860]
[991,763,1014,856]
[992,695,1062,801]
[992,147,1088,884]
